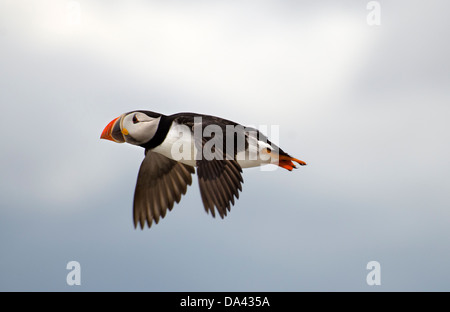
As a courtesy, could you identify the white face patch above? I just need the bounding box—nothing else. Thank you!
[121,112,161,145]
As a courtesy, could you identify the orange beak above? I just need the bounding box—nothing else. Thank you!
[100,116,125,143]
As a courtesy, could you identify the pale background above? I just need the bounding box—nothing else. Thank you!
[1,0,449,291]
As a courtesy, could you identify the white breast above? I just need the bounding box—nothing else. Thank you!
[152,123,198,166]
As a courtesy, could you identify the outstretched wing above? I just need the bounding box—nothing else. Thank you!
[133,150,195,229]
[196,159,243,218]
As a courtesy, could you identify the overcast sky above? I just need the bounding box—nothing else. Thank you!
[1,0,449,291]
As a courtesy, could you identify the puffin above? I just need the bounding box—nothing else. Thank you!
[100,111,306,229]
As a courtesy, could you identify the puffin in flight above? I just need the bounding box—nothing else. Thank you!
[101,111,306,229]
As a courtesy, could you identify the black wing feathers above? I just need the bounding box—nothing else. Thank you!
[197,159,243,219]
[133,151,195,229]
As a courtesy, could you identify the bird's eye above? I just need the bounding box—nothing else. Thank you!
[265,147,272,153]
[132,114,139,124]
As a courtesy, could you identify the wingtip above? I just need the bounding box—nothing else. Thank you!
[133,222,144,230]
